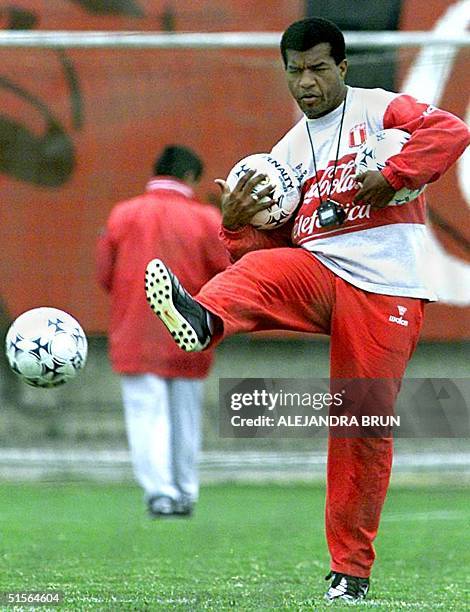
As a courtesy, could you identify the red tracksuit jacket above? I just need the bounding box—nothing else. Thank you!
[97,177,229,378]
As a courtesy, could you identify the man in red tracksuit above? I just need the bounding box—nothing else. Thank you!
[144,19,470,601]
[97,145,228,518]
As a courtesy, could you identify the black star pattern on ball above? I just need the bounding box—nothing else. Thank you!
[266,208,291,226]
[71,329,83,344]
[47,317,66,333]
[359,148,374,166]
[42,360,64,381]
[8,334,24,358]
[235,163,250,178]
[71,352,84,368]
[29,336,50,359]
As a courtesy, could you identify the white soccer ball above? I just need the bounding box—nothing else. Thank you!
[5,307,88,388]
[226,153,300,229]
[355,129,426,205]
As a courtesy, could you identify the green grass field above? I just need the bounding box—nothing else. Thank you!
[0,482,469,611]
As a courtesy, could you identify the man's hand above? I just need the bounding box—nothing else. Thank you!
[354,170,396,208]
[215,169,275,230]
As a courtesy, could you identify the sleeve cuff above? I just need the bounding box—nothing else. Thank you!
[381,165,406,191]
[220,224,252,238]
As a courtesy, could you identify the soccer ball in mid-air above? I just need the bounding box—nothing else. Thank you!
[355,129,426,205]
[226,153,301,229]
[5,307,88,388]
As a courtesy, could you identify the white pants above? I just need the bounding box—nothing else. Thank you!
[120,374,203,503]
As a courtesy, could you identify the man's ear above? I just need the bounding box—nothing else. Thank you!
[339,58,348,80]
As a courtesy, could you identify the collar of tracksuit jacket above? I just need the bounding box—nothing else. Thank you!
[145,176,194,199]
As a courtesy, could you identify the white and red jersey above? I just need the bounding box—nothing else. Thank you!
[222,86,469,300]
[272,86,470,299]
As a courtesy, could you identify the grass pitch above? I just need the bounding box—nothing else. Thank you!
[0,482,468,610]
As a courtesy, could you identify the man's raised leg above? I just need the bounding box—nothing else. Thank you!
[145,249,334,349]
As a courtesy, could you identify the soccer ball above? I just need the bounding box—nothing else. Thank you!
[5,307,88,388]
[355,129,426,205]
[226,153,301,229]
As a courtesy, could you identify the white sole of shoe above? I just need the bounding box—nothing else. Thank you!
[145,258,202,352]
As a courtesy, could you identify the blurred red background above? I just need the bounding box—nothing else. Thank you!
[0,0,467,339]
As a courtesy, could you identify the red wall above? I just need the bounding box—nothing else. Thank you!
[399,0,470,339]
[0,0,468,339]
[0,1,302,333]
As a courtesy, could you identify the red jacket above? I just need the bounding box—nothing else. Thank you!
[97,177,229,378]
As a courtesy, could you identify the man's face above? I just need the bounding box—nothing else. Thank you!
[285,43,347,119]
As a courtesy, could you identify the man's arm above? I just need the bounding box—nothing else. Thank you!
[355,95,469,208]
[381,94,470,191]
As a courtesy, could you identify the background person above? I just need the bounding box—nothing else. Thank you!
[145,18,470,600]
[97,145,228,518]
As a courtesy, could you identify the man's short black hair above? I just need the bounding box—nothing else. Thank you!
[153,145,204,181]
[280,17,346,66]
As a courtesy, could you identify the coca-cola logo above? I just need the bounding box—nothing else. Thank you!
[303,158,358,203]
[292,155,371,240]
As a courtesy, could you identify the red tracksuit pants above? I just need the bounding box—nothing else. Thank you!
[196,247,424,577]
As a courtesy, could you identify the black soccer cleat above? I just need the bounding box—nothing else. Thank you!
[324,571,370,603]
[145,259,211,352]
